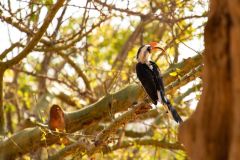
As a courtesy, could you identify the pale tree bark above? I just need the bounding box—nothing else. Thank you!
[179,0,240,159]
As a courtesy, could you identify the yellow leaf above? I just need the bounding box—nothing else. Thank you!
[41,134,46,141]
[169,72,178,76]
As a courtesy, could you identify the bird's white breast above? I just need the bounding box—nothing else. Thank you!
[147,62,153,70]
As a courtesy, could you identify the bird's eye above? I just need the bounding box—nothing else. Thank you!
[147,46,151,52]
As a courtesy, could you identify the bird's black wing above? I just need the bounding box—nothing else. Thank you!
[136,63,158,105]
[150,61,183,123]
[150,61,166,98]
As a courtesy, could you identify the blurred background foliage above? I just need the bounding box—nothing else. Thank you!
[0,0,208,159]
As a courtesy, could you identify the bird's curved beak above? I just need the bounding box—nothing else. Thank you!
[149,42,165,52]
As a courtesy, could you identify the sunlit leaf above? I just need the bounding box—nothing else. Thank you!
[170,71,178,76]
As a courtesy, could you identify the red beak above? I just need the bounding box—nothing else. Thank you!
[149,42,165,52]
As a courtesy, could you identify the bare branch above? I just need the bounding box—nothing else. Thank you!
[103,138,184,154]
[112,19,150,69]
[93,0,145,17]
[57,51,91,91]
[0,42,23,60]
[2,0,66,68]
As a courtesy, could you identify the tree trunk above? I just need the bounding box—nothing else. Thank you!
[179,0,240,159]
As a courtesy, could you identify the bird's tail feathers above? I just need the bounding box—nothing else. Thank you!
[164,98,183,123]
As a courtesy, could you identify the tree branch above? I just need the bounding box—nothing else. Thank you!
[2,0,65,68]
[103,139,184,154]
[57,51,91,91]
[111,18,151,72]
[0,42,23,60]
[49,103,152,159]
[0,55,201,158]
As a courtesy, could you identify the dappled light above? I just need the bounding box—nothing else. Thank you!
[0,0,224,159]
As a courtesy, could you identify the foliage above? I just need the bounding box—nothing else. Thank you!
[0,0,207,159]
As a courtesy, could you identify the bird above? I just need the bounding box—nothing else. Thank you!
[48,104,70,145]
[49,104,66,132]
[135,42,183,123]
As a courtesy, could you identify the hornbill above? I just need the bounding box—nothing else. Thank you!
[136,42,183,123]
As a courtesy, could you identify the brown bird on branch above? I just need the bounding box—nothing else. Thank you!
[49,104,66,132]
[48,104,70,145]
